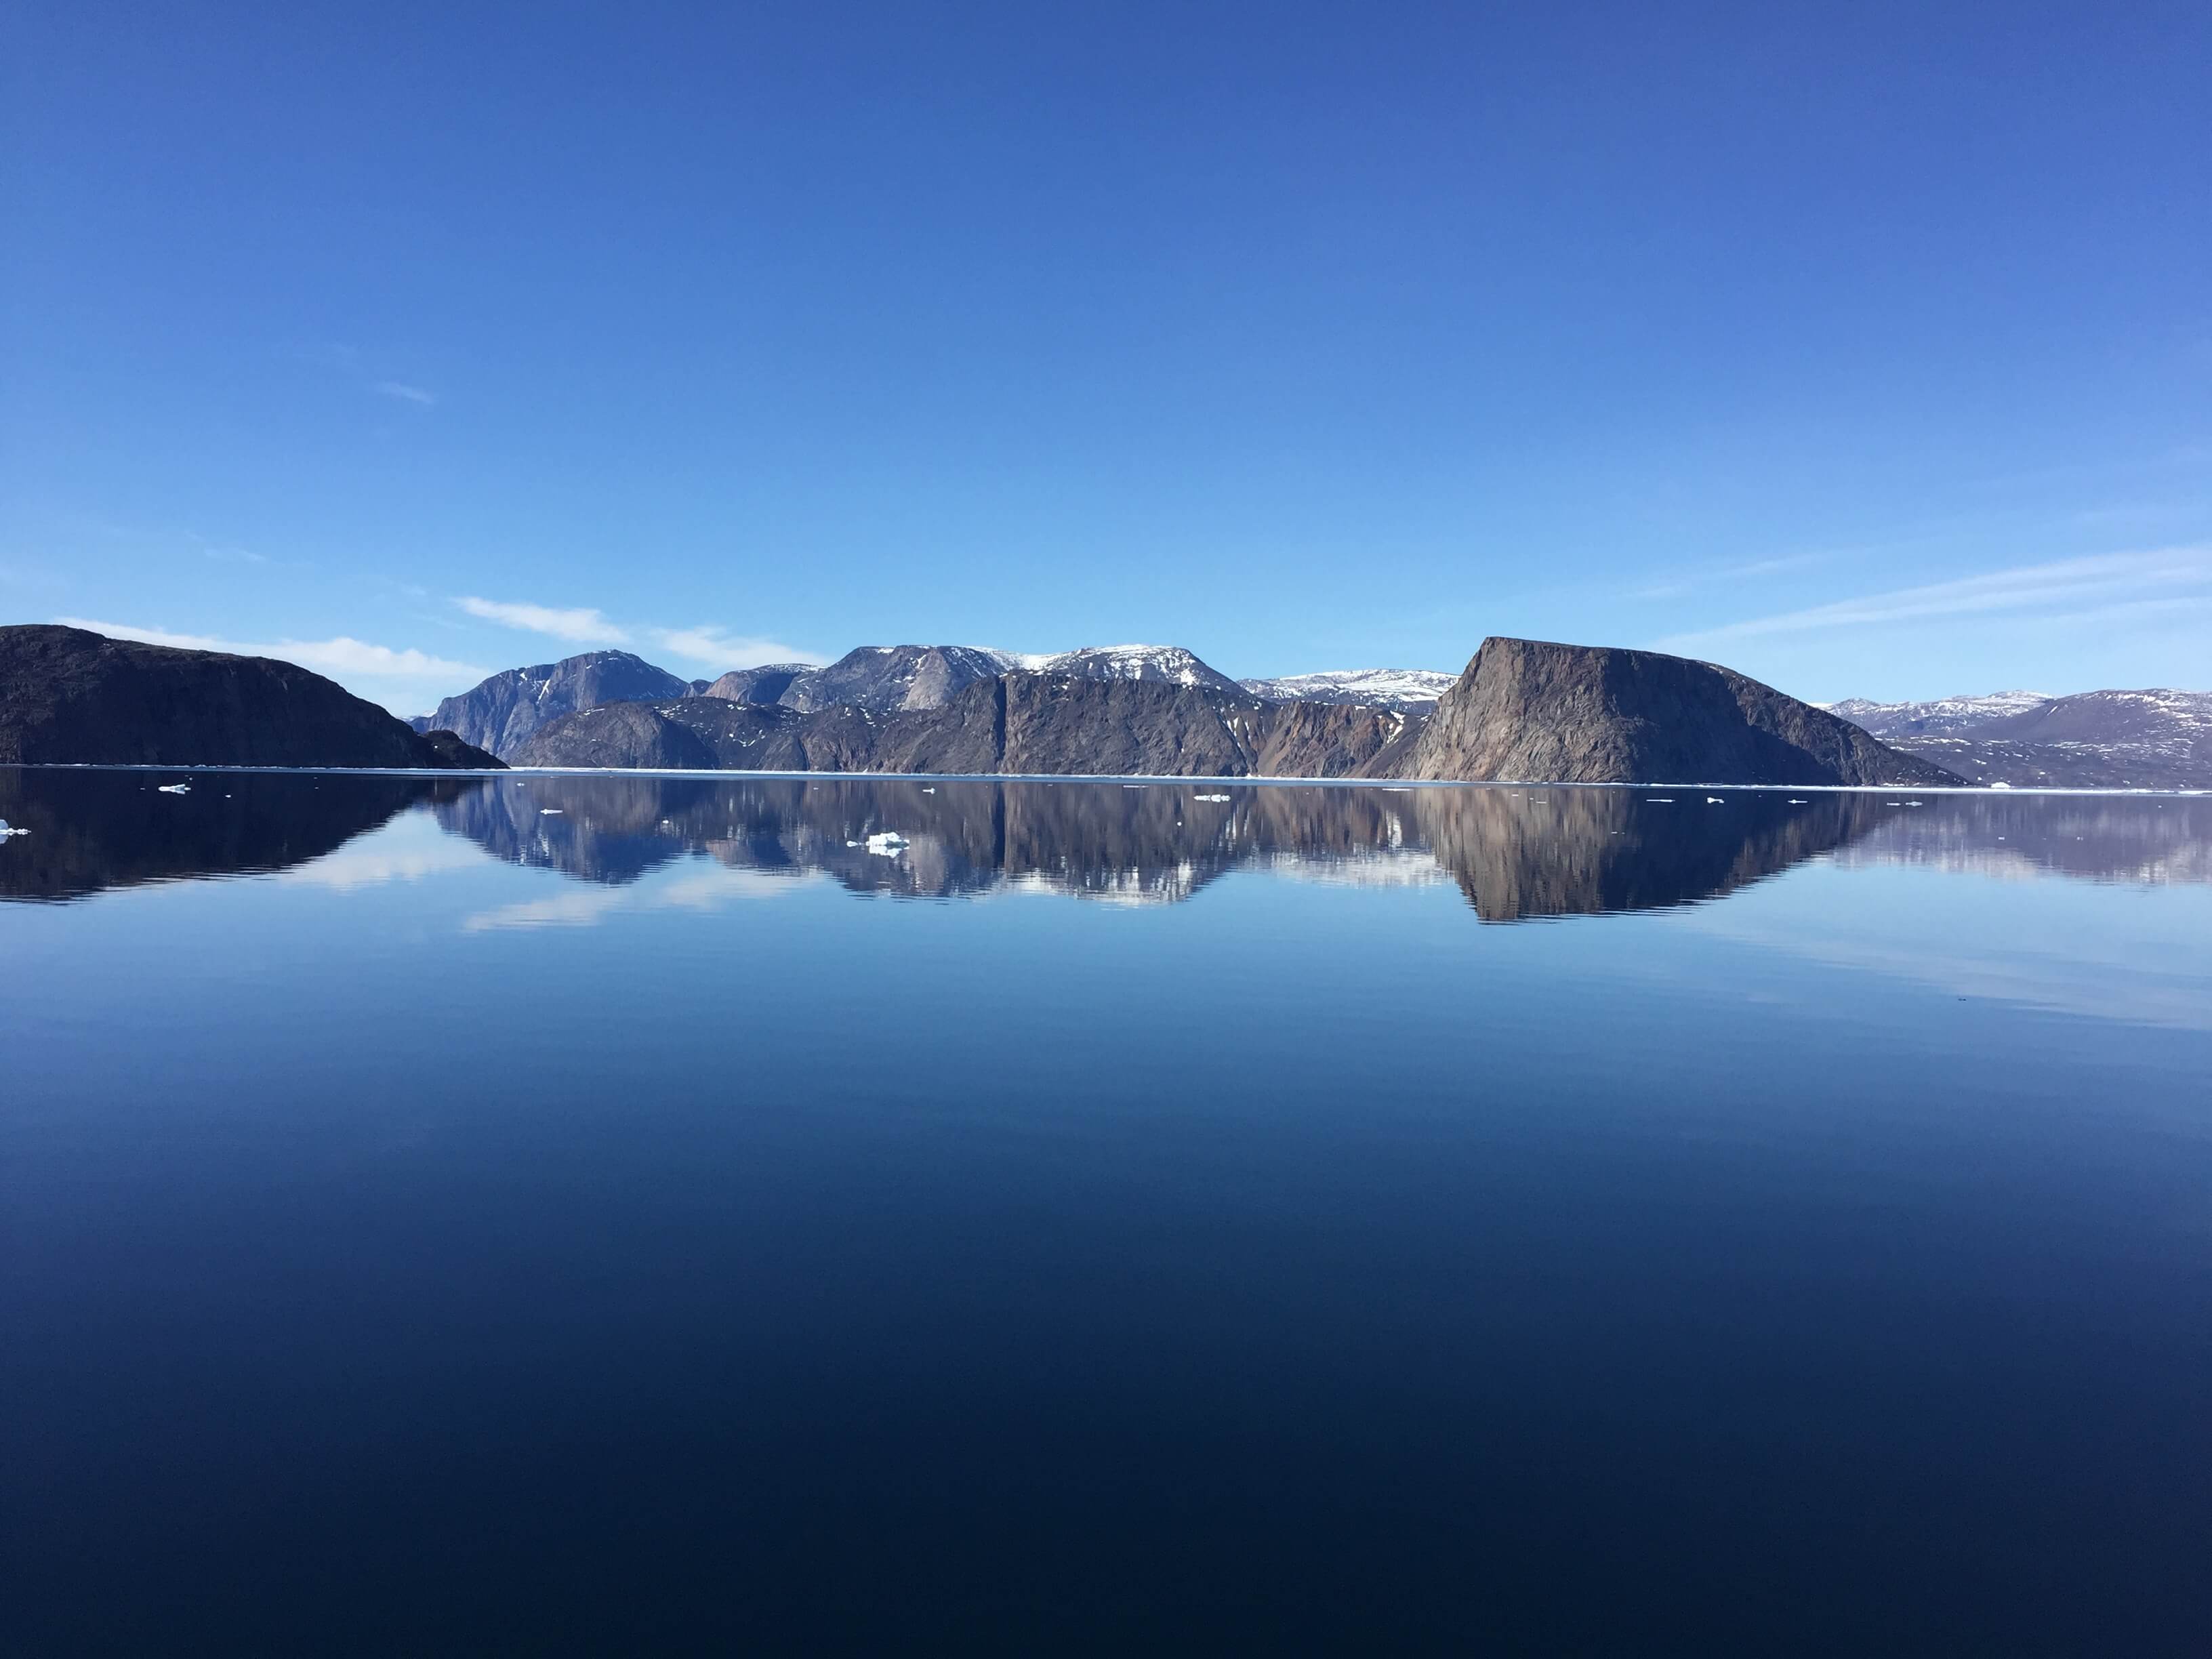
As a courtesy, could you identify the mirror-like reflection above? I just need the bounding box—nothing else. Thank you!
[8,769,2208,917]
[0,768,489,903]
[434,775,2212,920]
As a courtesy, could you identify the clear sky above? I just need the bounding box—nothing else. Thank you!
[5,3,2207,714]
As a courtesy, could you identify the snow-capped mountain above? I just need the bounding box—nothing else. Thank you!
[1240,669,1458,710]
[994,644,1247,696]
[1828,687,2212,789]
[1824,690,2055,739]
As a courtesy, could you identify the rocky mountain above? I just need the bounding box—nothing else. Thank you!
[700,663,815,705]
[1012,644,1246,695]
[1240,669,1458,710]
[1400,637,1961,786]
[431,649,693,757]
[513,673,1423,778]
[1830,687,2211,787]
[771,644,1011,715]
[0,625,499,770]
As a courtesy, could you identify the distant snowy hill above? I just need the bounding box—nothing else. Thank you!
[1240,669,1458,710]
[1828,687,2211,788]
[995,644,1246,696]
[1824,691,2054,739]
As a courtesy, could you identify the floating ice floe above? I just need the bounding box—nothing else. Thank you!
[1705,796,1723,804]
[539,808,563,815]
[0,818,26,838]
[157,783,191,794]
[864,832,909,856]
[1193,793,1231,802]
[921,786,936,793]
[1787,798,1808,804]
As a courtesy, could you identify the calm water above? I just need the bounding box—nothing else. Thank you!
[5,769,2209,1655]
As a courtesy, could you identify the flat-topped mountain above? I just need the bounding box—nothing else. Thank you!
[1401,637,1960,786]
[0,625,499,770]
[432,649,691,756]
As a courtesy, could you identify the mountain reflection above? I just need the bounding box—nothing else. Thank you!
[0,769,487,903]
[429,775,2125,920]
[11,770,2208,916]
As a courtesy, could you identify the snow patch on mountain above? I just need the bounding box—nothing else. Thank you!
[1824,690,2054,739]
[1240,669,1458,710]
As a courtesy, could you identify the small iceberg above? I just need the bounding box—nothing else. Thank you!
[1193,792,1231,802]
[157,782,191,794]
[539,808,563,815]
[865,831,909,857]
[1787,798,1808,804]
[921,786,936,793]
[0,818,26,838]
[1705,796,1723,804]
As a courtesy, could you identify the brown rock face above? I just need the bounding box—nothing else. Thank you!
[1401,637,1962,787]
[0,625,492,770]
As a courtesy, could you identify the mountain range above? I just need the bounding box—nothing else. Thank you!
[9,619,2203,789]
[1826,688,2212,788]
[499,636,1957,787]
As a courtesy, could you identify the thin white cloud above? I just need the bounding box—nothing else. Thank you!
[372,380,436,406]
[650,626,823,670]
[54,617,486,682]
[455,596,630,644]
[1635,550,1830,602]
[1656,547,2212,653]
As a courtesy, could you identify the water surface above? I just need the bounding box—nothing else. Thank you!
[5,770,2209,1654]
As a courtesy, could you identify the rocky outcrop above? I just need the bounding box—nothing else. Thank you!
[0,625,492,770]
[431,650,693,757]
[1401,637,1962,786]
[417,729,506,769]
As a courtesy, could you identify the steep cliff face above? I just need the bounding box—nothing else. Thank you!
[0,625,491,769]
[432,651,693,756]
[513,674,1427,779]
[1401,638,1962,786]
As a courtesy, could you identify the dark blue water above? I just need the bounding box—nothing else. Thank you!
[5,770,2209,1654]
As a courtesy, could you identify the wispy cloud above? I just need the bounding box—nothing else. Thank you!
[1635,550,1830,602]
[649,626,822,670]
[455,596,630,644]
[1655,547,2212,653]
[55,617,486,682]
[446,597,819,672]
[371,380,436,406]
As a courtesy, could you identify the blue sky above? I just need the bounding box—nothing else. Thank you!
[4,3,2207,714]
